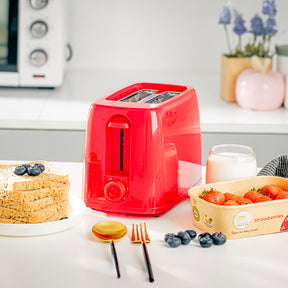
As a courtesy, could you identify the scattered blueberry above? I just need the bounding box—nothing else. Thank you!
[211,232,227,245]
[198,232,212,240]
[33,163,45,172]
[60,217,68,220]
[164,230,226,248]
[199,236,213,248]
[27,166,41,176]
[185,230,197,240]
[164,233,176,242]
[14,166,27,175]
[167,237,181,248]
[176,231,191,245]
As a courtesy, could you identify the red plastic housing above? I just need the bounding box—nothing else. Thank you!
[83,83,202,215]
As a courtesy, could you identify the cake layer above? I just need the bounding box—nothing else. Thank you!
[0,195,69,212]
[0,200,69,223]
[0,183,70,202]
[0,211,67,224]
[0,212,68,224]
[0,161,69,192]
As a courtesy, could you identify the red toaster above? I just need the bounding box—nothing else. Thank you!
[83,83,202,215]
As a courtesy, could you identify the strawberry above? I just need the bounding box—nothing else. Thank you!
[254,195,272,203]
[202,190,225,205]
[244,190,264,203]
[223,200,238,206]
[224,193,239,201]
[260,185,282,199]
[224,193,252,205]
[274,190,288,200]
[235,197,253,205]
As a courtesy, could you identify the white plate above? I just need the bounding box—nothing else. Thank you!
[0,196,86,237]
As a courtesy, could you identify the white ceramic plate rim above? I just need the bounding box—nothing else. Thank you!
[0,196,86,237]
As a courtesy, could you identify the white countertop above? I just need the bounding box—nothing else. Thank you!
[0,70,288,134]
[1,162,288,288]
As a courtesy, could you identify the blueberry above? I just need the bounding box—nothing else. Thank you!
[33,163,45,173]
[27,166,41,176]
[198,232,212,240]
[167,237,181,248]
[211,232,227,245]
[199,236,213,248]
[176,231,191,245]
[60,217,68,220]
[21,164,31,170]
[164,233,176,242]
[185,230,197,240]
[14,165,27,175]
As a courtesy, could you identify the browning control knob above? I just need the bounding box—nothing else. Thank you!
[104,180,127,202]
[29,49,47,67]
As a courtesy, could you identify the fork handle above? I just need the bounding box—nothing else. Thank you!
[110,240,121,278]
[142,242,154,282]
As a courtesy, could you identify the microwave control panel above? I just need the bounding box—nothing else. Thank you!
[17,0,67,87]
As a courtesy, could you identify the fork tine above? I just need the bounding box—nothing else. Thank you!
[143,222,150,243]
[131,224,136,242]
[136,224,140,241]
[140,223,145,242]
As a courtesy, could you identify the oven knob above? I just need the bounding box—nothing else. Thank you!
[29,49,47,67]
[30,0,48,9]
[30,21,48,38]
[104,180,127,202]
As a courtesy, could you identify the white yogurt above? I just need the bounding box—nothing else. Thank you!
[206,149,257,184]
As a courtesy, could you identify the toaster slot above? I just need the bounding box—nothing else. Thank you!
[143,91,180,104]
[118,89,157,102]
[120,129,124,171]
[107,116,131,175]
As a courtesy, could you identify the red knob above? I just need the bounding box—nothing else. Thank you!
[104,180,127,202]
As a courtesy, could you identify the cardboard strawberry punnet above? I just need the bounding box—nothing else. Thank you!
[188,176,288,239]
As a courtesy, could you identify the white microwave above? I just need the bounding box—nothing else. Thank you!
[0,0,68,87]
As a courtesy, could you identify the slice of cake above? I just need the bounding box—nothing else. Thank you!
[0,161,70,224]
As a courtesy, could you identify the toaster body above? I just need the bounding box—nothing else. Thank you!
[83,83,201,215]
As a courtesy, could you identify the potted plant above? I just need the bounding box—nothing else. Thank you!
[219,0,277,102]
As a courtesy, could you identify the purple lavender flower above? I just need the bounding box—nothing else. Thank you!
[250,14,264,36]
[219,5,231,25]
[262,0,277,17]
[264,17,277,35]
[233,11,247,36]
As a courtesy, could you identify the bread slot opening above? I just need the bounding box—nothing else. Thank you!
[142,91,180,103]
[118,89,157,102]
[118,89,180,104]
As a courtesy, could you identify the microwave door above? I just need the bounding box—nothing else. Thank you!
[0,0,18,86]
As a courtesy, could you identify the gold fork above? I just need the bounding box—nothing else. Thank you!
[131,223,154,282]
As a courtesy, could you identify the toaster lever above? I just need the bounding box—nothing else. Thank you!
[108,122,130,129]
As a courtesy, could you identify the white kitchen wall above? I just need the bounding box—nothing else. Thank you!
[66,0,288,73]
